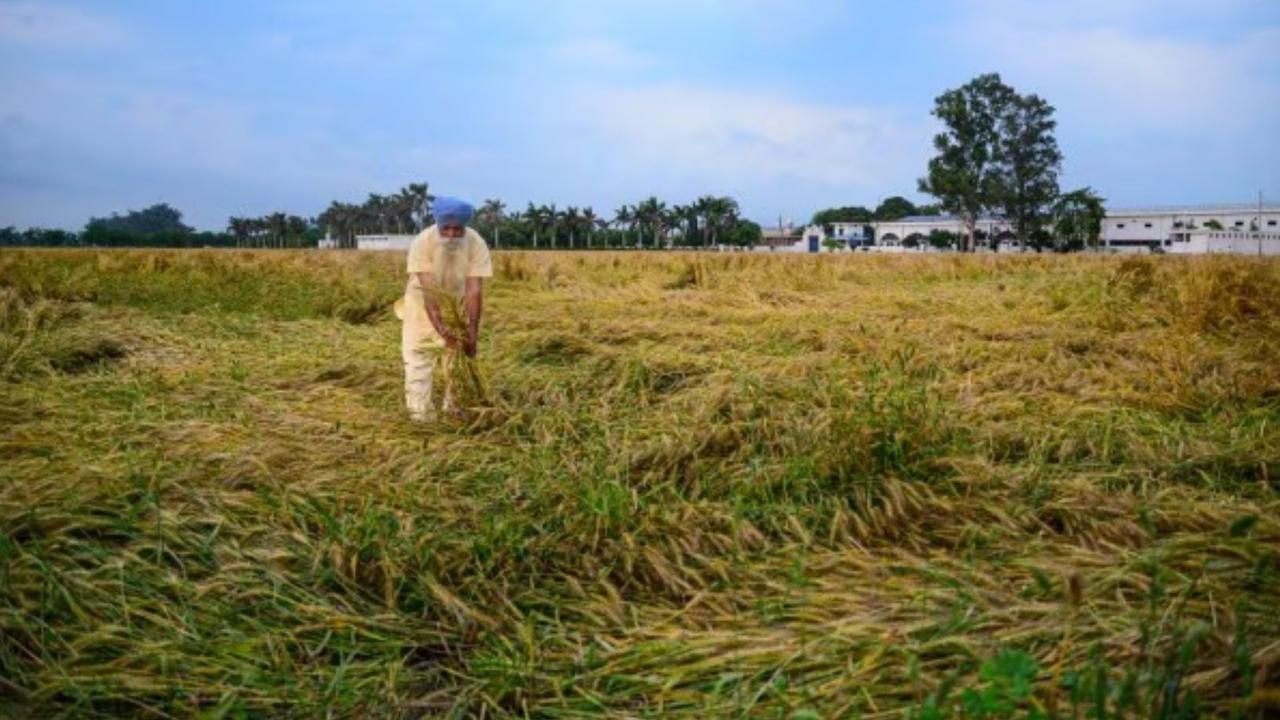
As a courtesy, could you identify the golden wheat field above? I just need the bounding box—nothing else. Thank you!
[1,248,1279,719]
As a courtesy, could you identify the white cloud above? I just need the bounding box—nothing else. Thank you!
[546,38,656,71]
[0,2,128,48]
[0,67,389,227]
[552,82,931,218]
[951,8,1280,136]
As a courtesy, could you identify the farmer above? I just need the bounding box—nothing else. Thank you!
[401,196,493,421]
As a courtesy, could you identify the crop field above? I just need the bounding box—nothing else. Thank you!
[2,248,1279,718]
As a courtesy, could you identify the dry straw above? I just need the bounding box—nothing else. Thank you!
[1,248,1277,718]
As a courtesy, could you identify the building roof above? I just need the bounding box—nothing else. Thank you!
[884,215,1004,224]
[1107,202,1280,216]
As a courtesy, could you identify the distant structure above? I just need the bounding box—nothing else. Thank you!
[1102,203,1280,254]
[758,201,1280,255]
[355,234,415,251]
[334,203,1280,255]
[871,215,1010,250]
[756,221,871,253]
[758,222,801,250]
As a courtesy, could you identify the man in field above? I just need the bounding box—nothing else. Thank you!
[401,196,493,421]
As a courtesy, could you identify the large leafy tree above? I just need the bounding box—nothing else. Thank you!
[812,206,872,225]
[86,203,193,235]
[918,73,1015,252]
[920,73,1062,252]
[994,92,1062,250]
[722,219,762,247]
[873,197,917,221]
[1052,187,1105,252]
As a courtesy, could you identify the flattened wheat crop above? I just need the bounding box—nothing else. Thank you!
[2,248,1278,718]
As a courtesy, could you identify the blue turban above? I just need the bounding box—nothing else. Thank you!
[433,196,474,226]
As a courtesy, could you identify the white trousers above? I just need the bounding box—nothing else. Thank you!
[401,319,453,419]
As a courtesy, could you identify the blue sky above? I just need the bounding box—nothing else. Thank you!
[1,0,1277,231]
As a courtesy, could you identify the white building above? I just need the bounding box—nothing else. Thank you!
[1102,203,1280,253]
[872,215,1013,250]
[355,234,415,251]
[1166,231,1280,255]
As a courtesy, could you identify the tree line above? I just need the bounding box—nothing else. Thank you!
[6,72,1104,252]
[313,187,761,250]
[467,195,760,250]
[0,190,763,250]
[1,204,241,249]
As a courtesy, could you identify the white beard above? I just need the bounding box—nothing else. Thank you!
[431,238,469,297]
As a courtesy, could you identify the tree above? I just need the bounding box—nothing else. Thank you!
[478,198,506,248]
[227,217,250,248]
[563,206,581,248]
[1051,188,1105,252]
[1204,219,1224,231]
[403,182,433,231]
[634,196,667,248]
[812,206,872,226]
[699,196,739,247]
[86,203,193,235]
[918,73,1016,251]
[82,203,197,247]
[671,203,696,247]
[993,91,1062,250]
[582,206,600,249]
[318,201,362,248]
[613,205,636,248]
[722,220,762,248]
[0,226,80,247]
[525,203,546,248]
[873,196,918,221]
[927,229,957,249]
[545,203,559,248]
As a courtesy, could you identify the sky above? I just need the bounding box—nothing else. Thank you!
[1,0,1278,231]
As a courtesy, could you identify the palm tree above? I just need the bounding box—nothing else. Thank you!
[319,201,362,248]
[545,203,558,249]
[708,196,741,247]
[672,203,698,247]
[582,206,599,249]
[286,215,308,248]
[528,203,558,249]
[635,197,667,249]
[227,217,250,248]
[265,212,286,248]
[612,205,631,249]
[563,206,581,249]
[391,188,416,234]
[249,216,268,248]
[404,183,432,231]
[525,202,542,248]
[479,198,506,248]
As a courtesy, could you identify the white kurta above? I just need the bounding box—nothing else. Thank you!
[401,226,493,419]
